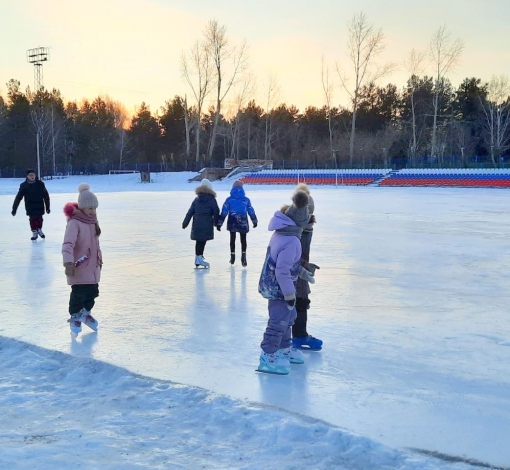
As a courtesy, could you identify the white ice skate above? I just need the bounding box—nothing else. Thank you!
[279,346,305,364]
[257,350,290,375]
[195,255,210,268]
[68,313,82,336]
[80,309,99,331]
[37,228,45,239]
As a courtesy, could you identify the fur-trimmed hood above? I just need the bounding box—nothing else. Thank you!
[63,202,79,219]
[195,185,216,198]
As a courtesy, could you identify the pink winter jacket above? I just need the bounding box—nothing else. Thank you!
[62,203,102,286]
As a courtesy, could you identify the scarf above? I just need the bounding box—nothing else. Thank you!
[71,209,101,236]
[276,225,302,238]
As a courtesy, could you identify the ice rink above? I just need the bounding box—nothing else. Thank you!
[1,174,509,468]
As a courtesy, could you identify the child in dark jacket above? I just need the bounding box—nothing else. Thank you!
[257,190,316,375]
[182,179,220,268]
[12,169,50,241]
[217,180,257,267]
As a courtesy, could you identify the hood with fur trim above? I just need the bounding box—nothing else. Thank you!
[195,185,216,198]
[63,202,79,219]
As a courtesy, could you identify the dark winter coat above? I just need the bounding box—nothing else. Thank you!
[182,186,220,242]
[12,178,50,217]
[217,186,257,233]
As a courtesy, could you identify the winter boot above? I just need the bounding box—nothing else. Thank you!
[80,309,99,331]
[30,230,38,241]
[241,252,247,267]
[257,350,290,375]
[292,335,323,351]
[68,313,83,336]
[279,346,305,364]
[195,255,210,268]
[229,253,235,265]
[37,228,45,239]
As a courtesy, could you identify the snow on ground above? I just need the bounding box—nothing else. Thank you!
[0,172,509,470]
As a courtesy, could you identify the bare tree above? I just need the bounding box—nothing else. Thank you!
[321,56,335,160]
[428,25,464,160]
[262,74,281,160]
[182,95,192,159]
[404,49,426,165]
[227,73,256,159]
[480,75,510,167]
[336,12,395,166]
[181,40,213,162]
[204,20,248,161]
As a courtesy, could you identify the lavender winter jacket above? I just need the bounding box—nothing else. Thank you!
[62,203,102,286]
[258,211,302,300]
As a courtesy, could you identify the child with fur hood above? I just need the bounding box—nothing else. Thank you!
[62,183,102,336]
[217,180,258,267]
[182,179,220,268]
[257,190,317,375]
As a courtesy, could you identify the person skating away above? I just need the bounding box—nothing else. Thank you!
[257,190,317,375]
[182,179,220,268]
[217,180,258,267]
[62,183,102,337]
[292,183,323,351]
[11,169,50,241]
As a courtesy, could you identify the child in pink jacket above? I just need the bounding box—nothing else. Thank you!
[62,183,102,336]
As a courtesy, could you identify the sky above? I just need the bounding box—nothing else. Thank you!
[1,0,510,117]
[1,172,510,469]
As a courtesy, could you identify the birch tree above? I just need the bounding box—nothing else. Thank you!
[336,12,395,166]
[205,20,248,161]
[480,75,510,167]
[228,74,255,159]
[181,40,213,162]
[262,74,281,160]
[321,56,335,160]
[404,49,426,165]
[428,25,464,160]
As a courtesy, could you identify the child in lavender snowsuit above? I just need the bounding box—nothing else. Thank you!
[257,190,316,374]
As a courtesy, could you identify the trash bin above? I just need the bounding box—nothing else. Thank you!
[141,171,150,183]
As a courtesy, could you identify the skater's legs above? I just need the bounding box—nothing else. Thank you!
[229,232,236,253]
[29,215,43,231]
[261,300,296,353]
[195,240,206,256]
[240,232,247,252]
[69,284,99,314]
[292,297,309,338]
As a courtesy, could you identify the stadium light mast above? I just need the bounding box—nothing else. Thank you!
[27,47,50,178]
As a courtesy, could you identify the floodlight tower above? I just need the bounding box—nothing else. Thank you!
[27,47,50,178]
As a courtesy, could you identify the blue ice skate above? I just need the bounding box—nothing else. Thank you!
[256,351,290,375]
[292,335,323,351]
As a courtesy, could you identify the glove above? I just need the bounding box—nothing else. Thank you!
[11,210,16,216]
[46,208,50,214]
[306,262,320,276]
[182,224,186,229]
[64,263,75,277]
[284,294,296,310]
[216,225,221,231]
[253,221,258,228]
[298,266,315,284]
[309,214,316,224]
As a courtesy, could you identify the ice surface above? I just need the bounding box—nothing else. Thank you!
[1,173,509,469]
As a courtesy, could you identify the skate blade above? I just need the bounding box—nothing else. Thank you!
[256,365,289,375]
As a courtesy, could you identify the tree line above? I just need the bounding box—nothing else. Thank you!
[0,17,509,176]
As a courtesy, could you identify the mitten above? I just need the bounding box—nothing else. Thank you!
[11,210,16,216]
[298,266,315,284]
[216,225,221,231]
[306,262,320,276]
[182,224,186,229]
[253,221,258,228]
[46,208,50,214]
[284,294,296,310]
[309,214,316,224]
[64,263,75,277]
